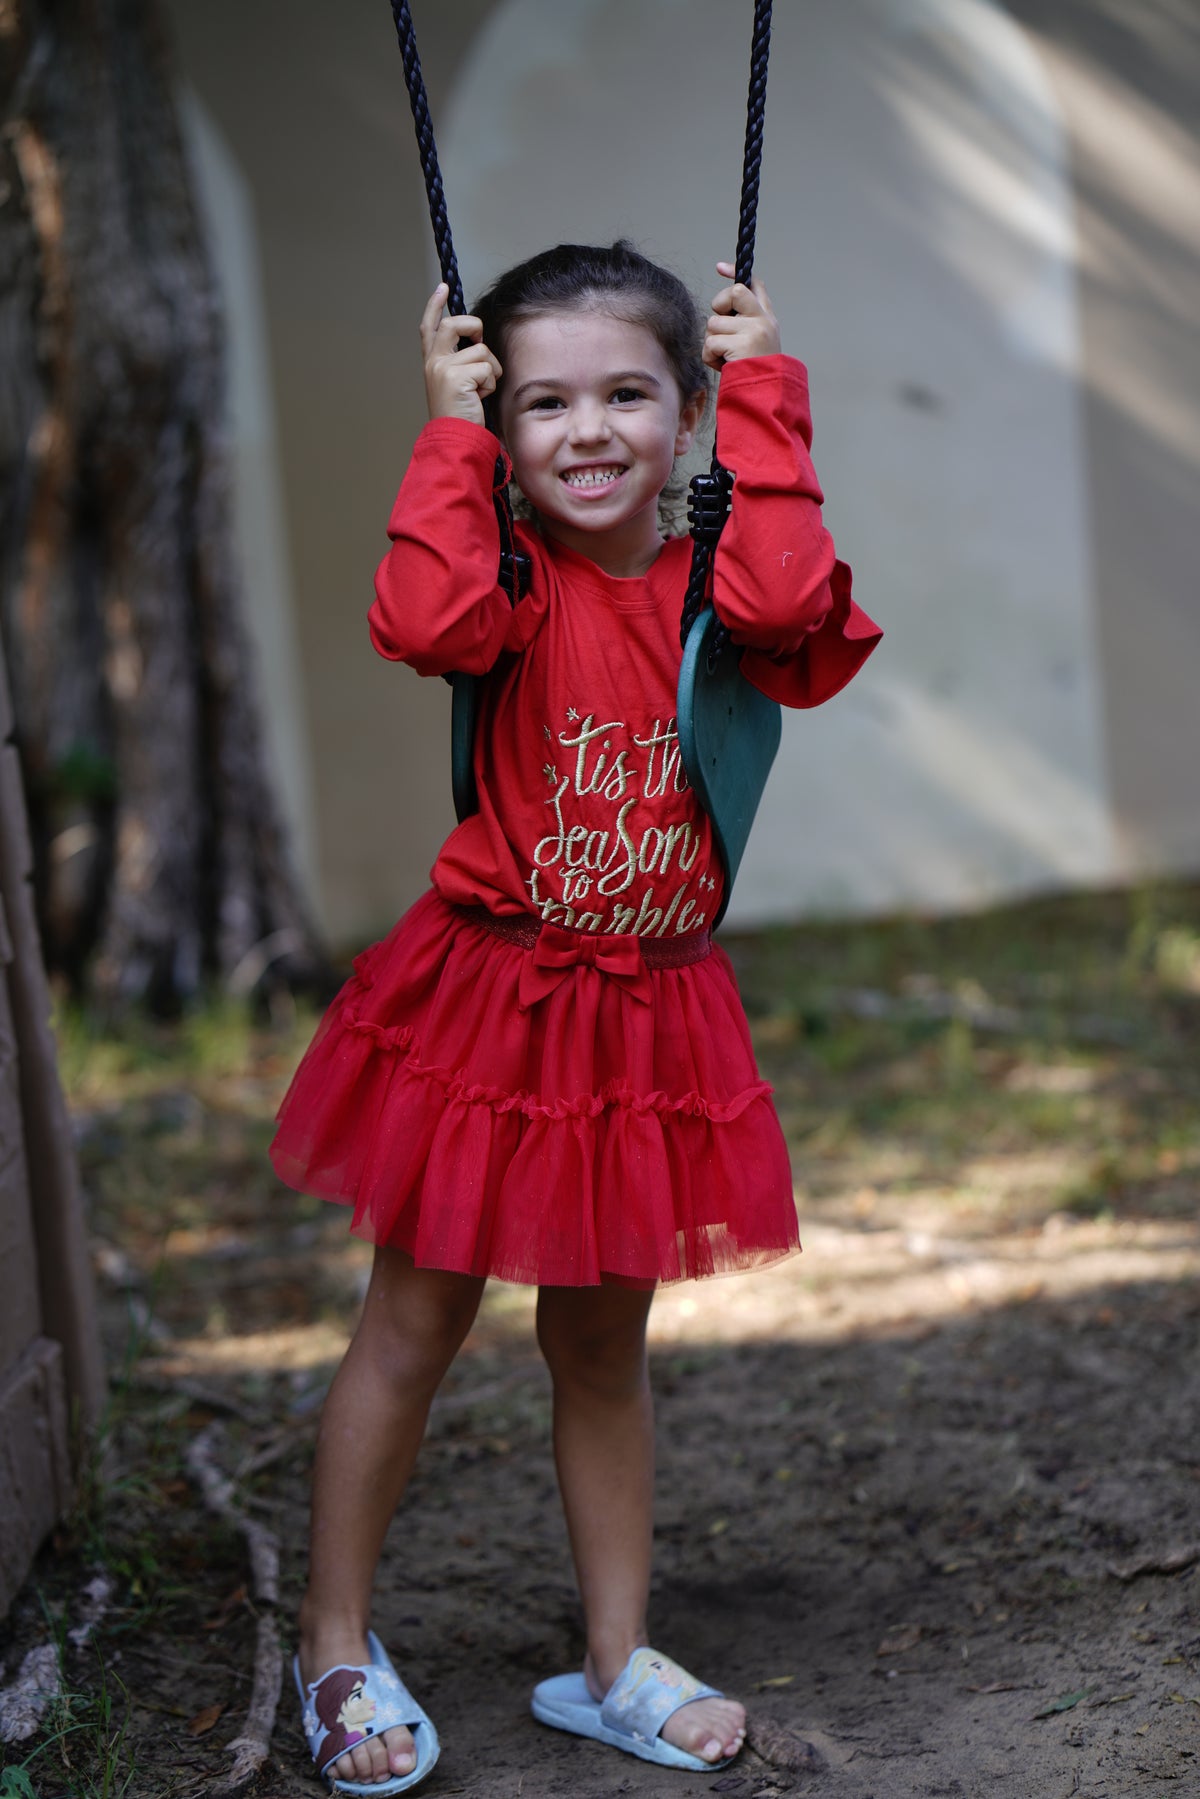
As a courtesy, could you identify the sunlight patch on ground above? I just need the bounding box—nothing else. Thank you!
[1002,1061,1098,1093]
[647,1214,1200,1348]
[951,1147,1084,1209]
[141,1321,352,1378]
[134,1215,1200,1381]
[796,1143,1110,1223]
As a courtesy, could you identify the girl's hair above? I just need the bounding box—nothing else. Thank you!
[474,240,710,528]
[475,240,709,410]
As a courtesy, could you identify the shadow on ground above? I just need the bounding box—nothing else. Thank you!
[7,1246,1198,1799]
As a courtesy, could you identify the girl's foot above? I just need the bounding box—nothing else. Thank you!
[661,1692,746,1764]
[585,1649,746,1764]
[298,1629,417,1787]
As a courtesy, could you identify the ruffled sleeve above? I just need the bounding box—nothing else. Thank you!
[711,356,882,707]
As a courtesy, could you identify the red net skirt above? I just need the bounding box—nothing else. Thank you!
[270,890,799,1287]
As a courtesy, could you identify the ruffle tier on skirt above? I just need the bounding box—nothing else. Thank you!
[270,890,799,1287]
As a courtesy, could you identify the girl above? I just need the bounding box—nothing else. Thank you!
[274,241,881,1793]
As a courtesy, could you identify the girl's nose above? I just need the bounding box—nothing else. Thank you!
[568,400,611,445]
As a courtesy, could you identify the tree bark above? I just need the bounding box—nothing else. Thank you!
[0,0,326,1007]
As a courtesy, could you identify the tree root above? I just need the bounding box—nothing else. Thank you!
[1108,1543,1200,1582]
[185,1422,283,1794]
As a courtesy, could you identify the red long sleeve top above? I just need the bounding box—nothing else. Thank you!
[370,355,881,932]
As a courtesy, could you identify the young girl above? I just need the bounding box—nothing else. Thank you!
[273,240,881,1793]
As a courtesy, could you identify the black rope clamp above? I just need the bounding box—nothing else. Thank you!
[687,468,734,548]
[499,548,532,601]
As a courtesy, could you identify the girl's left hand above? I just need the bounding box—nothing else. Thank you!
[704,261,781,367]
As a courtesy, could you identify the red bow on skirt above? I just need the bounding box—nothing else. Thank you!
[517,923,653,1010]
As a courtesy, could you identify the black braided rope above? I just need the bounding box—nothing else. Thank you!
[389,0,769,642]
[734,0,772,289]
[681,0,773,652]
[389,0,526,607]
[390,0,465,314]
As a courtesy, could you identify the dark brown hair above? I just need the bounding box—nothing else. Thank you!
[476,240,709,410]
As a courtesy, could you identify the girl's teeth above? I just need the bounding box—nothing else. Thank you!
[563,468,621,487]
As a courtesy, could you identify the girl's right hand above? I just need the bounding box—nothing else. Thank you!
[420,284,503,425]
[704,262,781,366]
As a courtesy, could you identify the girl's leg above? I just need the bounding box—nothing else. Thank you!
[298,1246,485,1787]
[535,1284,745,1764]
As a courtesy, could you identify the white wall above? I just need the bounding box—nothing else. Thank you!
[179,91,321,910]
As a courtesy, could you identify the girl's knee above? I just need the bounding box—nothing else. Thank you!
[355,1254,483,1387]
[536,1289,651,1397]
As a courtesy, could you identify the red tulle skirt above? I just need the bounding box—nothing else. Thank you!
[270,891,799,1287]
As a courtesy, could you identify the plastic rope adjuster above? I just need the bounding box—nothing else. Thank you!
[686,468,734,547]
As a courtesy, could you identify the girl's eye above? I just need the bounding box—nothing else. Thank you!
[612,387,645,404]
[530,396,563,412]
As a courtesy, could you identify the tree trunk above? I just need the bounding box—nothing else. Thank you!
[0,0,327,1007]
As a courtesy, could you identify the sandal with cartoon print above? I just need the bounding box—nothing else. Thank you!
[294,1631,439,1795]
[532,1644,739,1772]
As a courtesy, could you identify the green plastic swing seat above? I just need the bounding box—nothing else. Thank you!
[450,669,479,823]
[677,606,781,929]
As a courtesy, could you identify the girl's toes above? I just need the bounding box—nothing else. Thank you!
[350,1739,380,1782]
[383,1724,417,1775]
[341,1734,392,1783]
[661,1695,746,1762]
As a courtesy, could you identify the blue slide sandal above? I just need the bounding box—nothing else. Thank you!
[295,1630,440,1795]
[532,1645,738,1772]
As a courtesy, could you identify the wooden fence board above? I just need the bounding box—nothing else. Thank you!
[0,636,103,1618]
[0,1339,71,1618]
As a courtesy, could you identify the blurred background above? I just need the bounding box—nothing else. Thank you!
[1,6,1198,1795]
[167,0,1199,944]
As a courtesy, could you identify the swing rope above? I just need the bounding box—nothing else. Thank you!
[679,0,772,652]
[389,0,526,607]
[390,1,463,314]
[391,0,772,637]
[389,1,778,864]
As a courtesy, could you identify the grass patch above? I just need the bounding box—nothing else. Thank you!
[726,880,1200,1227]
[0,1644,136,1799]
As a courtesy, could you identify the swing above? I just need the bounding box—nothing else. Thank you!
[389,1,531,824]
[389,0,781,924]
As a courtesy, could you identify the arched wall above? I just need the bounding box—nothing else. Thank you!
[441,0,1115,922]
[179,92,320,908]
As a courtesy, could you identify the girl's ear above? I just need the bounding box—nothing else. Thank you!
[674,387,707,456]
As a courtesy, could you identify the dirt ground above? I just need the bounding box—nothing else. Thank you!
[4,891,1200,1798]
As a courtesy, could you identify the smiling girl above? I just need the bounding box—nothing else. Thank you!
[274,240,881,1793]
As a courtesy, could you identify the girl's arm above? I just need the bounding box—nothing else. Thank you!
[369,289,515,677]
[369,420,515,676]
[704,269,882,707]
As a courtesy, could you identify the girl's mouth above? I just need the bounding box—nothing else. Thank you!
[560,464,626,491]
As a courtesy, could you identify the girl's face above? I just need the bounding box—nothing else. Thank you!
[496,308,703,579]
